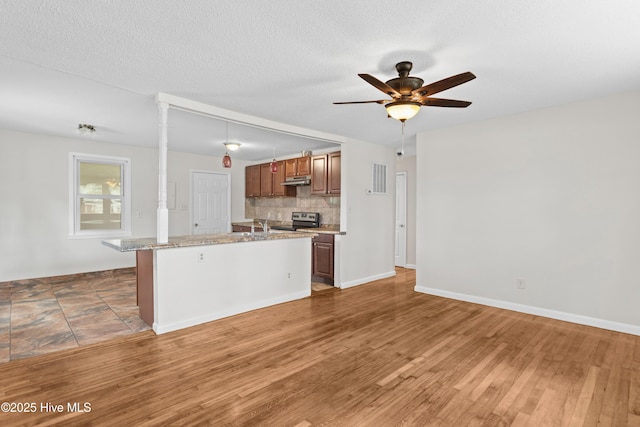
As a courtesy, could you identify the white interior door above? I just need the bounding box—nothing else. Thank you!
[192,171,230,234]
[395,172,407,267]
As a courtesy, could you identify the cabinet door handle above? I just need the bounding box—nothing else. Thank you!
[194,223,199,227]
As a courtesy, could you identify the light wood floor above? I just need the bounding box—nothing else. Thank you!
[0,268,638,426]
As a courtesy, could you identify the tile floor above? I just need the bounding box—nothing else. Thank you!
[0,268,150,363]
[311,282,334,292]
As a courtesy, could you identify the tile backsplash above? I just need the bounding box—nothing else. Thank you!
[245,185,340,225]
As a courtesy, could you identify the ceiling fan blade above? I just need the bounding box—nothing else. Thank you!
[333,100,390,105]
[358,74,401,98]
[412,72,476,98]
[422,98,472,108]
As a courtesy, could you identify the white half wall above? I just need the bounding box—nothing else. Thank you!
[153,237,312,334]
[415,90,640,331]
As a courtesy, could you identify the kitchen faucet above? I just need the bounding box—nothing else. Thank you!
[259,220,268,232]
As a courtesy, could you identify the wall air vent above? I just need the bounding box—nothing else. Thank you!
[368,162,387,195]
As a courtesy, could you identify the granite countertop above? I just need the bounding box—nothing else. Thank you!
[298,225,343,235]
[103,230,317,252]
[231,221,344,235]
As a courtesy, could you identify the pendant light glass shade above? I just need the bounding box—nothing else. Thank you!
[222,152,232,168]
[221,121,232,168]
[270,146,278,173]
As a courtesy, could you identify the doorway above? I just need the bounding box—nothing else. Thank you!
[395,172,407,267]
[191,171,231,234]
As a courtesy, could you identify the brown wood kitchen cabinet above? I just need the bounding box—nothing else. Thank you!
[245,164,261,197]
[311,151,341,195]
[285,156,311,178]
[312,233,334,285]
[232,225,253,232]
[136,250,154,326]
[260,161,295,197]
[327,151,341,194]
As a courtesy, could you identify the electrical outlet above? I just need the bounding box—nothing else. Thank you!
[517,279,526,290]
[287,272,291,279]
[197,252,205,263]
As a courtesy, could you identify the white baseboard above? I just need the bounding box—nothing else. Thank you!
[339,270,396,289]
[414,286,640,337]
[153,289,310,335]
[403,264,417,270]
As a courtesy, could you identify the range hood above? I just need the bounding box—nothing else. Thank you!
[281,176,311,186]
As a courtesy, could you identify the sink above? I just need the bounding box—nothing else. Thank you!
[229,231,272,238]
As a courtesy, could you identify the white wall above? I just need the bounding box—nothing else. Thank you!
[338,138,397,287]
[396,155,416,267]
[415,90,640,332]
[0,129,247,282]
[166,151,250,236]
[1,127,399,288]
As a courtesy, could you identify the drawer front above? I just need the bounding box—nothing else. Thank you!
[312,233,334,244]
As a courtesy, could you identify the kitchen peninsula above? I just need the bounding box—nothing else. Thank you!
[103,231,315,334]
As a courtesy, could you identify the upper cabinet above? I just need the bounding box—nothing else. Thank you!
[311,152,341,196]
[271,161,294,197]
[259,161,295,197]
[246,152,339,198]
[245,164,261,197]
[285,156,311,178]
[327,152,341,195]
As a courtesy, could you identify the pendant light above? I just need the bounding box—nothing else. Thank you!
[270,146,278,173]
[222,121,232,168]
[222,151,232,168]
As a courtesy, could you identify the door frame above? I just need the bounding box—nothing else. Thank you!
[190,170,232,234]
[395,171,407,267]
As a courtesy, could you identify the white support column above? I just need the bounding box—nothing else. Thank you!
[157,101,169,243]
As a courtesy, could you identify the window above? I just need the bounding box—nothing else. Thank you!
[69,153,131,238]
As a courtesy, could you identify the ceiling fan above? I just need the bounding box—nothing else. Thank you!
[334,61,476,122]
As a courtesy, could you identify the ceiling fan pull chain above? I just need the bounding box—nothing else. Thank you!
[400,121,405,157]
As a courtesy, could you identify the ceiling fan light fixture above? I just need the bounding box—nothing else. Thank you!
[385,101,421,122]
[224,142,240,151]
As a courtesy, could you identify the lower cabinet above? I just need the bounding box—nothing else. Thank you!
[232,225,253,232]
[136,250,154,326]
[312,233,334,285]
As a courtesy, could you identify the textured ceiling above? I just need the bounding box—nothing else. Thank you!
[1,1,639,161]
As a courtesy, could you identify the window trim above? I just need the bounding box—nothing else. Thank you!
[69,152,132,239]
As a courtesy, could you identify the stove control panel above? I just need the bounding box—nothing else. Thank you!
[291,212,320,227]
[292,212,319,222]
